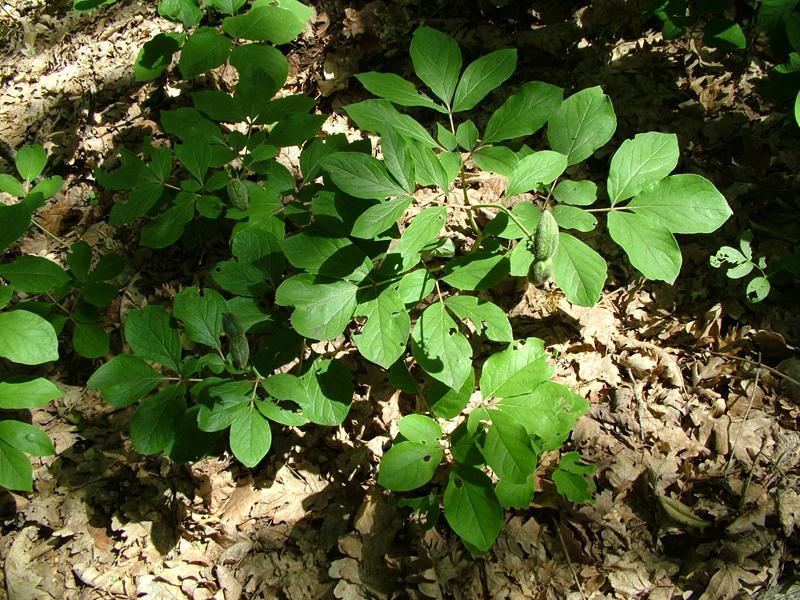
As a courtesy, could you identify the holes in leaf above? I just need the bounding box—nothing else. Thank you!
[453,477,463,488]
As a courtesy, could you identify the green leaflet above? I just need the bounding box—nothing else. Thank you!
[351,196,411,239]
[264,357,353,425]
[607,132,679,204]
[173,287,228,351]
[88,355,166,407]
[179,27,232,79]
[552,205,597,232]
[0,438,33,492]
[275,274,358,341]
[229,403,271,467]
[323,152,407,200]
[480,338,553,400]
[0,378,62,410]
[353,287,410,369]
[607,210,682,283]
[378,440,443,491]
[0,311,58,365]
[547,86,617,166]
[484,81,563,143]
[130,384,187,455]
[481,410,538,483]
[443,296,512,342]
[0,421,54,456]
[444,466,504,551]
[553,452,596,504]
[0,256,70,293]
[506,150,568,197]
[552,233,607,307]
[410,26,462,106]
[124,305,183,372]
[15,145,47,183]
[344,100,438,147]
[355,72,445,113]
[453,49,517,112]
[441,243,510,291]
[398,414,442,443]
[411,301,472,390]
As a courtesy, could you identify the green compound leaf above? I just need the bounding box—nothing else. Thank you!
[480,338,553,400]
[378,440,443,492]
[552,205,597,232]
[444,466,504,551]
[345,100,438,147]
[553,451,596,504]
[547,86,617,166]
[506,150,568,197]
[0,439,33,492]
[213,226,285,296]
[15,144,47,183]
[552,179,597,206]
[230,403,272,467]
[607,210,681,283]
[323,152,406,200]
[88,355,167,407]
[275,274,358,341]
[139,195,195,249]
[441,244,510,291]
[0,174,25,196]
[351,196,411,239]
[756,0,798,33]
[444,296,512,342]
[130,384,186,455]
[134,32,182,81]
[453,49,517,112]
[0,378,62,410]
[484,81,563,143]
[353,287,410,369]
[157,0,201,25]
[552,232,607,307]
[410,26,462,107]
[173,287,228,351]
[428,368,474,420]
[626,174,732,234]
[72,322,110,359]
[192,90,247,123]
[124,305,183,372]
[0,311,58,365]
[222,4,306,44]
[355,72,445,113]
[0,256,70,293]
[179,27,232,79]
[411,301,472,391]
[607,132,679,204]
[398,414,442,443]
[481,410,538,483]
[0,421,53,456]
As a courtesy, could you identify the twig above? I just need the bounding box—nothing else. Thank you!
[677,346,800,390]
[625,367,646,442]
[32,219,69,248]
[555,519,587,600]
[724,353,761,476]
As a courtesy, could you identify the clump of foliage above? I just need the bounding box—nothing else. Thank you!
[81,15,732,551]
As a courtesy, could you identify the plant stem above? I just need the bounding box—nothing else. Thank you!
[458,163,484,242]
[32,219,69,247]
[428,199,534,239]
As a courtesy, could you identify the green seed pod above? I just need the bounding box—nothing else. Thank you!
[528,258,554,285]
[222,312,245,339]
[230,335,250,370]
[227,178,249,211]
[533,210,559,261]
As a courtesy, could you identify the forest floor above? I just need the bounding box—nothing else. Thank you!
[0,0,799,598]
